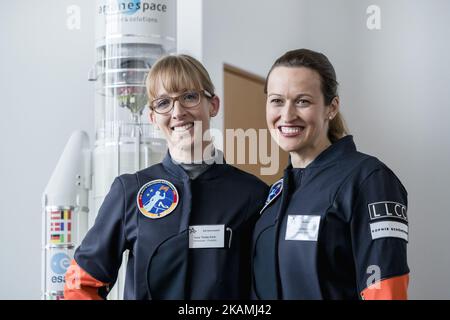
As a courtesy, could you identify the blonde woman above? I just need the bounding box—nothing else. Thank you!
[64,54,268,300]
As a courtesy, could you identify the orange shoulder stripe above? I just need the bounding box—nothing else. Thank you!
[64,259,108,300]
[361,274,409,300]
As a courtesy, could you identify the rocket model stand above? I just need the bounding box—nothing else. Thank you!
[42,0,176,300]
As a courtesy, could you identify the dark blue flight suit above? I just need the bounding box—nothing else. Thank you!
[74,152,268,299]
[252,136,409,299]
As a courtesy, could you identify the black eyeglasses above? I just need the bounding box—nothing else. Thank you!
[150,90,214,114]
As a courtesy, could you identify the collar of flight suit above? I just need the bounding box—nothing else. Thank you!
[285,135,357,172]
[161,148,228,182]
[275,135,358,221]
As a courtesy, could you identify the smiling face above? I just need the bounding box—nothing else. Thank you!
[150,79,219,161]
[266,66,338,165]
[146,55,219,162]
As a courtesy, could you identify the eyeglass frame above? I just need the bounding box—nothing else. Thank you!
[149,89,215,114]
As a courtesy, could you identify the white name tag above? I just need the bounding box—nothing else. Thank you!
[189,225,225,248]
[370,221,409,241]
[285,215,321,241]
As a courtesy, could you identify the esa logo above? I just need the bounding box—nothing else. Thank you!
[51,253,71,284]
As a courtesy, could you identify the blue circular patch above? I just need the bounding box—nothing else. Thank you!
[137,179,179,219]
[260,178,283,214]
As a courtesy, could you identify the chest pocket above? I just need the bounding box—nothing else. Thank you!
[252,224,279,299]
[147,230,189,299]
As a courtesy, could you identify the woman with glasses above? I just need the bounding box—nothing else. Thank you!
[64,54,268,300]
[251,49,409,300]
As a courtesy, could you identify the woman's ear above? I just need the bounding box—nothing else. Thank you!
[209,95,220,117]
[328,96,340,119]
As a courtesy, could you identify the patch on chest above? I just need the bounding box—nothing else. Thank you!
[285,215,321,241]
[260,178,283,214]
[136,179,179,219]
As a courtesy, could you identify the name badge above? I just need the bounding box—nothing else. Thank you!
[285,215,321,241]
[189,225,225,248]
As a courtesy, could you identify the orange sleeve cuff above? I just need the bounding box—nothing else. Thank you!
[361,274,409,300]
[64,259,108,300]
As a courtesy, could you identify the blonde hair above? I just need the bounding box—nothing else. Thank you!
[146,54,215,102]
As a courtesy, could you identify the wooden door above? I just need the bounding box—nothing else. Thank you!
[223,64,288,185]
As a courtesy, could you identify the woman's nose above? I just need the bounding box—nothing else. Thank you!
[280,101,297,122]
[171,100,186,119]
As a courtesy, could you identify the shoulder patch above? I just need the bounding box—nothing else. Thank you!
[367,201,408,242]
[136,179,179,219]
[260,178,283,214]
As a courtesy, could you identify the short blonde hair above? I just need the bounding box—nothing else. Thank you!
[146,54,215,102]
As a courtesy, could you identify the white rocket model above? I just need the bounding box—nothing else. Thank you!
[42,0,176,300]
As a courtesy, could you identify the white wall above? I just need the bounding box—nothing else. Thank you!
[202,0,311,136]
[0,0,95,299]
[0,0,449,299]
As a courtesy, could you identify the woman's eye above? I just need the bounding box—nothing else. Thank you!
[270,98,284,105]
[156,99,171,109]
[296,99,310,106]
[183,92,199,102]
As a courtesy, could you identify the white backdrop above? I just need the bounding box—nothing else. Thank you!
[0,0,449,299]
